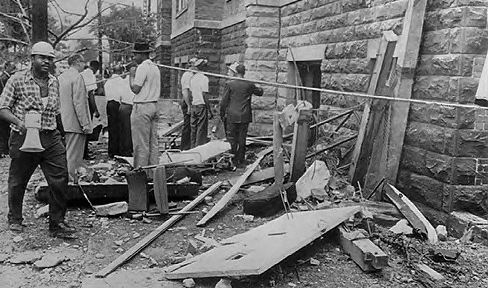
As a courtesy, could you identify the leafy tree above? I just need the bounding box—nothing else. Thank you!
[90,5,156,62]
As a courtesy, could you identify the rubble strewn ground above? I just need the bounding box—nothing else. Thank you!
[1,136,488,288]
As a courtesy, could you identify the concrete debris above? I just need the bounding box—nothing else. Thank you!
[246,185,266,194]
[183,278,195,288]
[33,253,65,269]
[186,239,199,255]
[142,217,152,224]
[115,248,124,253]
[36,204,49,218]
[95,201,128,216]
[9,251,43,264]
[447,211,488,243]
[215,278,232,288]
[95,253,105,259]
[234,214,254,222]
[133,232,141,238]
[13,235,23,243]
[389,219,413,235]
[114,240,124,246]
[0,253,10,263]
[309,258,320,266]
[90,162,113,170]
[435,225,447,241]
[295,160,330,201]
[310,188,328,202]
[415,263,445,281]
[428,248,461,263]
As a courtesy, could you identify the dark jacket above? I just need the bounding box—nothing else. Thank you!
[220,79,264,123]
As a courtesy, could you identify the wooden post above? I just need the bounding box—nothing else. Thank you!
[153,166,169,214]
[385,0,428,184]
[31,0,48,42]
[273,112,284,188]
[290,109,312,182]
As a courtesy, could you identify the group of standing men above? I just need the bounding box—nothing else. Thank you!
[180,59,263,167]
[0,41,161,239]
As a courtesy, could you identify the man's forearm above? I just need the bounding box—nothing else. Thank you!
[0,108,21,126]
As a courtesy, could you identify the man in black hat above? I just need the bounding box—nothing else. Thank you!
[220,64,263,167]
[129,43,161,169]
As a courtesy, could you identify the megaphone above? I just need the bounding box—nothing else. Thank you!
[20,111,44,153]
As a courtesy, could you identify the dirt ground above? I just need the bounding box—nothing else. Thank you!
[1,136,488,288]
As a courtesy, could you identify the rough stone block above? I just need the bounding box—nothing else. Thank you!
[259,38,279,49]
[281,14,301,27]
[316,14,348,31]
[397,170,446,211]
[322,73,370,92]
[354,18,403,40]
[245,37,260,48]
[452,157,477,185]
[246,16,279,28]
[445,185,488,215]
[447,211,488,239]
[458,77,479,104]
[450,27,488,54]
[342,0,367,13]
[417,54,463,76]
[401,145,452,182]
[426,0,456,11]
[324,40,368,59]
[374,0,408,21]
[457,130,488,158]
[245,48,278,61]
[246,27,279,38]
[252,96,276,110]
[420,30,450,55]
[457,107,476,129]
[246,6,279,17]
[464,7,487,28]
[412,76,454,103]
[404,121,455,155]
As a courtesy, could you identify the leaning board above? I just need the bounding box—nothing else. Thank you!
[165,206,361,279]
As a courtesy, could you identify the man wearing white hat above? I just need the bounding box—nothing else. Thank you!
[179,57,197,150]
[0,41,76,238]
[189,58,213,148]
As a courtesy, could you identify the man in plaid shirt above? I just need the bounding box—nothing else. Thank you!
[0,41,76,239]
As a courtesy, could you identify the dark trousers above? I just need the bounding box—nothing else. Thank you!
[84,105,96,158]
[8,130,68,229]
[119,103,133,156]
[0,119,10,155]
[227,122,249,164]
[106,100,120,157]
[190,104,208,148]
[180,102,191,151]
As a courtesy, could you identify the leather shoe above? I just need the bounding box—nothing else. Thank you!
[50,222,77,239]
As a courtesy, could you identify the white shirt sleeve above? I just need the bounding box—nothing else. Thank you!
[202,75,209,93]
[133,64,147,87]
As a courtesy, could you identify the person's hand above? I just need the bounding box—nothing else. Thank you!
[130,66,137,78]
[12,120,26,135]
[82,125,93,134]
[94,111,100,118]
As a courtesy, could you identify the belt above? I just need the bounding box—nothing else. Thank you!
[191,104,206,107]
[134,101,157,104]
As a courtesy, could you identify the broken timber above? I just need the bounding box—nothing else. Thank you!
[385,0,428,184]
[339,226,388,272]
[95,181,223,278]
[290,109,312,182]
[196,146,274,227]
[384,184,438,244]
[229,164,290,186]
[166,206,361,279]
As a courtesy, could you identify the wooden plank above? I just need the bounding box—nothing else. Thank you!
[95,181,223,278]
[160,120,183,137]
[166,206,361,279]
[160,140,231,165]
[153,166,169,214]
[126,170,148,211]
[196,147,274,227]
[349,30,397,186]
[384,184,438,244]
[339,226,388,272]
[290,109,312,182]
[385,0,428,184]
[229,165,290,186]
[273,112,284,188]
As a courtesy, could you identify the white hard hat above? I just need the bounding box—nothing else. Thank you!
[31,41,55,58]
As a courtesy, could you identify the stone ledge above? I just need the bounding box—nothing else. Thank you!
[447,211,488,241]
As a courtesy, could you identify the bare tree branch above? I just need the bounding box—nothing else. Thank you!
[14,0,31,44]
[50,0,90,47]
[0,37,29,45]
[48,0,65,31]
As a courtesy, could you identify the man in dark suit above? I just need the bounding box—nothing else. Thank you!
[220,64,263,167]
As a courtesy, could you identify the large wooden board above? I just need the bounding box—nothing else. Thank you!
[385,0,427,183]
[165,206,361,279]
[159,140,231,165]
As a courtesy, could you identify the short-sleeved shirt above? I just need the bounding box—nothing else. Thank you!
[80,68,97,92]
[189,72,208,105]
[104,74,124,102]
[181,71,193,90]
[133,59,161,103]
[120,77,134,105]
[0,70,60,130]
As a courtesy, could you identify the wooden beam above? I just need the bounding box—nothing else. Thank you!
[306,134,357,159]
[229,165,290,186]
[338,226,388,271]
[273,113,284,188]
[384,184,438,244]
[153,166,169,214]
[385,0,428,184]
[290,109,312,182]
[95,181,223,278]
[196,147,274,226]
[349,30,397,187]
